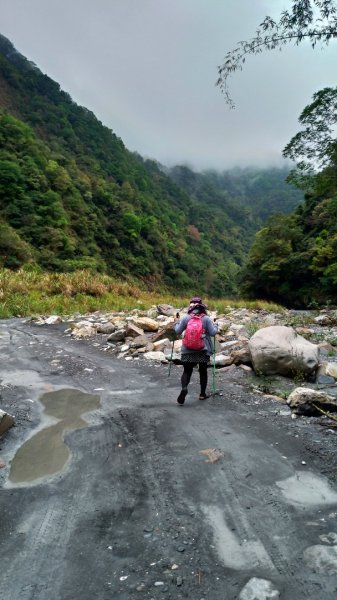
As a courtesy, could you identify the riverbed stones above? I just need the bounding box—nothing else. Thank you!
[249,325,319,377]
[287,387,337,414]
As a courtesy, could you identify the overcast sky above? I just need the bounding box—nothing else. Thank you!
[0,0,336,170]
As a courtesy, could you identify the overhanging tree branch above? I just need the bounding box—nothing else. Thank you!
[217,0,337,108]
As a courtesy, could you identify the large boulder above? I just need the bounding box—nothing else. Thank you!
[249,326,319,377]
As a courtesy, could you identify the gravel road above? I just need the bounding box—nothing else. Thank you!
[1,319,337,600]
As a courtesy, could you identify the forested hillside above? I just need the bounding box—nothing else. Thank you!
[168,165,302,228]
[0,34,302,297]
[241,87,337,308]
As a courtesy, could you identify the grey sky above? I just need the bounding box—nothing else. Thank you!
[0,0,336,170]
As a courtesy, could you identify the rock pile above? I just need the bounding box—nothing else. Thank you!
[34,305,337,417]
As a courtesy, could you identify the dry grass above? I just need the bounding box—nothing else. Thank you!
[0,268,285,318]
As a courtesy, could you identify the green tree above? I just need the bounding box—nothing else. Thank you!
[0,221,33,268]
[240,214,305,302]
[283,87,337,190]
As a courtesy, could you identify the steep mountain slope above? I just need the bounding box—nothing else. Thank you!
[0,34,302,296]
[168,165,303,228]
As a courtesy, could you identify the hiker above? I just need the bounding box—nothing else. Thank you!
[174,301,218,405]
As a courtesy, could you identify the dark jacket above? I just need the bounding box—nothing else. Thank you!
[174,314,218,356]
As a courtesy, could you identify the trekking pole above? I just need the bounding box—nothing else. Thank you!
[168,313,179,377]
[212,336,217,394]
[168,334,175,377]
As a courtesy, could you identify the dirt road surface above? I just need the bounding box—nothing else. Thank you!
[1,319,337,599]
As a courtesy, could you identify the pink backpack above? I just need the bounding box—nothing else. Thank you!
[184,314,206,350]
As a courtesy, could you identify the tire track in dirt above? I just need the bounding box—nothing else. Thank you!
[152,402,335,599]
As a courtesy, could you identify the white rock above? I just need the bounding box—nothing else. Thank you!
[144,351,168,362]
[314,315,331,326]
[45,315,62,325]
[239,577,280,600]
[153,338,170,351]
[326,363,337,379]
[72,325,97,338]
[287,387,337,413]
[120,344,130,353]
[72,320,94,329]
[240,364,253,372]
[249,325,319,377]
[210,354,233,368]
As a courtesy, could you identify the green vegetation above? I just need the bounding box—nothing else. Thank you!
[242,86,337,307]
[0,34,303,300]
[169,165,302,227]
[0,268,284,318]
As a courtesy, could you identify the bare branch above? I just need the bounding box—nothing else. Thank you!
[217,0,337,107]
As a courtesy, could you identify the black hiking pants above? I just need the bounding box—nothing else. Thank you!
[181,363,208,396]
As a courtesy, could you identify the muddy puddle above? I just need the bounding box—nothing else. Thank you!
[9,388,100,484]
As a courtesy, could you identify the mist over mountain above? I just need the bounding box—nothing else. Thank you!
[0,34,303,296]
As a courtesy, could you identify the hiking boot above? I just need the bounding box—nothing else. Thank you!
[177,388,188,405]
